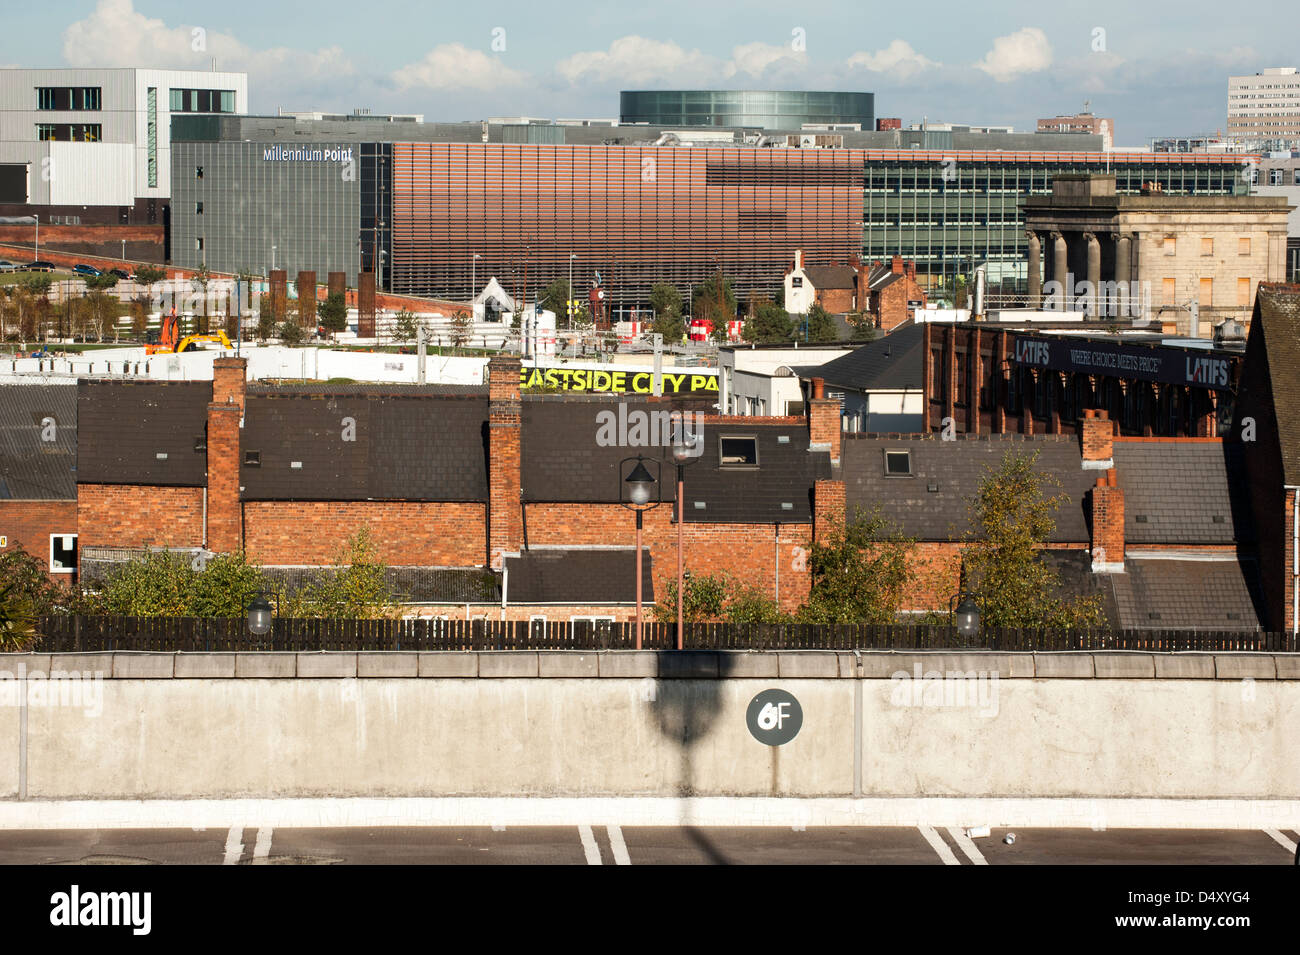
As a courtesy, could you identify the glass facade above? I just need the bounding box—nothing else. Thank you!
[169,89,236,113]
[862,152,1247,293]
[146,87,157,188]
[35,123,101,142]
[619,90,874,130]
[36,87,101,110]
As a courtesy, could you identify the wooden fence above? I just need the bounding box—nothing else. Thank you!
[29,616,1298,653]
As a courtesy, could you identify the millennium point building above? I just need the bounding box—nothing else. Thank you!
[171,113,1253,312]
[619,90,875,130]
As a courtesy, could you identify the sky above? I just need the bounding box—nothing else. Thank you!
[0,0,1293,145]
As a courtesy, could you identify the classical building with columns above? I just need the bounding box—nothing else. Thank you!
[1023,175,1291,333]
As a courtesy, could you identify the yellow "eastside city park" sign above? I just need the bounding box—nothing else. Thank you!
[520,367,719,394]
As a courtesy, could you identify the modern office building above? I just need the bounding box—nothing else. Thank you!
[172,114,1254,312]
[1228,67,1300,150]
[619,90,874,130]
[0,67,248,225]
[1037,111,1114,150]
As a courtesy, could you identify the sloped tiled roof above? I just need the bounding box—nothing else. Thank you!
[842,433,1092,542]
[803,265,857,290]
[1243,285,1300,484]
[76,380,209,486]
[504,548,653,603]
[810,323,923,392]
[0,384,76,500]
[1107,557,1264,631]
[241,393,488,501]
[1113,440,1252,545]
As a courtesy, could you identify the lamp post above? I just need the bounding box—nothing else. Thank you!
[472,252,481,304]
[951,591,982,646]
[620,455,662,650]
[670,411,703,650]
[246,593,273,637]
[568,252,577,329]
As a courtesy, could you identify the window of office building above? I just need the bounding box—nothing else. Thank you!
[36,123,102,142]
[169,88,236,113]
[1199,277,1213,307]
[1237,277,1252,306]
[36,87,101,110]
[147,87,157,188]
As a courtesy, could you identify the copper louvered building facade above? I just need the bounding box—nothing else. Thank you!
[388,143,863,312]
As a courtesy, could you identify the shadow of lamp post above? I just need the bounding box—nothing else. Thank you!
[670,412,703,650]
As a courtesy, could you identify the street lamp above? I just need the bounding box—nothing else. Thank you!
[670,411,703,650]
[620,455,662,650]
[246,593,273,637]
[568,253,577,329]
[952,591,981,644]
[472,252,481,305]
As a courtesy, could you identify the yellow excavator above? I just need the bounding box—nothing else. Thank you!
[145,309,235,355]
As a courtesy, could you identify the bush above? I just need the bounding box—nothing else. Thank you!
[283,529,396,618]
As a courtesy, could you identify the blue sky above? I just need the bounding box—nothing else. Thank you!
[1,0,1292,144]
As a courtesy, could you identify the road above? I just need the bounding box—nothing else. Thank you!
[0,825,1295,865]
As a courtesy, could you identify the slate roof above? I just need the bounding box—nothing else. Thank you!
[808,323,924,392]
[803,265,857,290]
[76,380,209,486]
[842,433,1092,542]
[504,548,654,603]
[247,383,488,397]
[521,401,830,522]
[0,384,77,500]
[241,393,488,501]
[1113,441,1252,545]
[1107,557,1264,631]
[1243,285,1300,484]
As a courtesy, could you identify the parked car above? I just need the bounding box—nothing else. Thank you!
[22,261,55,272]
[72,263,102,277]
[0,260,17,273]
[108,268,131,280]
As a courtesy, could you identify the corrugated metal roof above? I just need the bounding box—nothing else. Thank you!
[0,384,77,500]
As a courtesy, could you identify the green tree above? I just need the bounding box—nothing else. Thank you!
[393,309,419,344]
[539,278,572,323]
[256,294,276,341]
[692,272,737,340]
[960,451,1105,630]
[653,573,789,624]
[743,298,794,343]
[797,510,916,624]
[132,264,165,288]
[804,302,840,343]
[18,272,53,296]
[0,543,70,649]
[318,291,348,338]
[648,282,684,340]
[285,529,396,618]
[450,309,472,350]
[277,319,304,345]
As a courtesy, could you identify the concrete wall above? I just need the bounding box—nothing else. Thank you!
[1,650,1297,801]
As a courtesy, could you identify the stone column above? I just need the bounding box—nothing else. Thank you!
[1026,231,1042,308]
[1115,233,1132,319]
[1051,231,1067,309]
[1084,232,1101,318]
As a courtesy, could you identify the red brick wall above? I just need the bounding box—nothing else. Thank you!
[242,502,486,566]
[1090,470,1125,568]
[1081,408,1115,461]
[813,479,845,542]
[77,485,205,551]
[815,288,855,313]
[808,398,841,464]
[875,271,927,332]
[408,605,645,623]
[903,543,965,613]
[489,357,523,568]
[521,502,813,612]
[0,500,78,582]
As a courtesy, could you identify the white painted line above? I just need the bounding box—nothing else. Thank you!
[578,824,602,865]
[918,826,960,865]
[252,826,273,864]
[947,827,988,866]
[222,826,244,866]
[1264,828,1297,855]
[1,797,1299,831]
[607,825,631,866]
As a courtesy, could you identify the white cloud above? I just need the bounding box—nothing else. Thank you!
[556,36,718,86]
[847,40,940,79]
[724,42,805,79]
[975,27,1052,82]
[61,0,354,102]
[391,43,527,92]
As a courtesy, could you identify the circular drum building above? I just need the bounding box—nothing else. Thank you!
[618,90,874,130]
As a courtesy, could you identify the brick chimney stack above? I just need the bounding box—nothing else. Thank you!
[1081,408,1115,469]
[891,255,904,275]
[807,377,841,468]
[207,357,247,554]
[813,479,846,541]
[488,356,524,569]
[1090,468,1125,574]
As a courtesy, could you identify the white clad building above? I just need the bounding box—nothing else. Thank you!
[0,68,247,222]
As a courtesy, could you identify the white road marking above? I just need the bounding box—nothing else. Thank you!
[1264,829,1297,855]
[947,827,989,865]
[222,826,244,865]
[918,826,960,865]
[607,825,631,865]
[252,826,273,864]
[578,824,602,865]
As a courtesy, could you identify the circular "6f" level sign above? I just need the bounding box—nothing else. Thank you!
[746,689,803,746]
